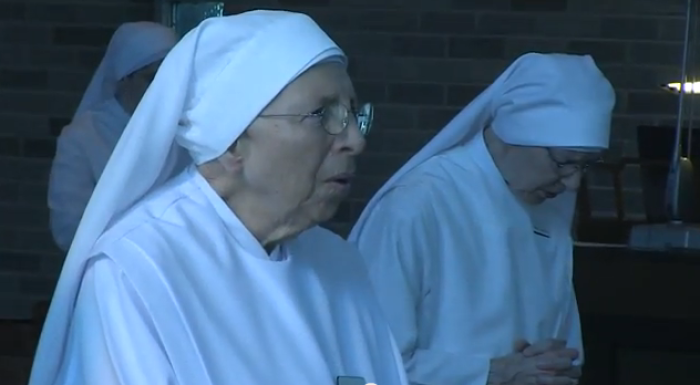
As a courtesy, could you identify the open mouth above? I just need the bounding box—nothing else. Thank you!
[327,173,354,187]
[538,190,558,199]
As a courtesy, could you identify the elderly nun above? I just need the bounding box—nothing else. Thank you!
[48,21,178,251]
[29,11,408,385]
[349,53,615,385]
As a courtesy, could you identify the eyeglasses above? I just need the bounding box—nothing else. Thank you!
[547,148,601,175]
[260,102,374,136]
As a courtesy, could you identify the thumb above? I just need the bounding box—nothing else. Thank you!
[513,339,530,352]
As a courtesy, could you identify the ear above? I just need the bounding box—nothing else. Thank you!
[218,149,244,174]
[196,140,245,181]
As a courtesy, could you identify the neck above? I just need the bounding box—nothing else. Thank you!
[205,175,297,254]
[227,194,296,253]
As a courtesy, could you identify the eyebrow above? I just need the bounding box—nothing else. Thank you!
[314,92,357,107]
[317,94,340,105]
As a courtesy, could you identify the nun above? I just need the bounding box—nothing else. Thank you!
[349,53,615,385]
[48,21,178,251]
[30,10,408,385]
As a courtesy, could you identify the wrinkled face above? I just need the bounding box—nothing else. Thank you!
[503,146,602,205]
[117,60,162,113]
[234,62,366,226]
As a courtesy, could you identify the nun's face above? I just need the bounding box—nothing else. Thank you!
[234,62,366,229]
[116,60,162,114]
[505,146,601,205]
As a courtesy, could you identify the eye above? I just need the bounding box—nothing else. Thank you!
[309,106,325,117]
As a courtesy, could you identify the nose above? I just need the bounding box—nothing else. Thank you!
[336,119,366,156]
[561,171,582,191]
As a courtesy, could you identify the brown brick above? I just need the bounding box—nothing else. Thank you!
[446,85,485,107]
[658,18,685,41]
[16,229,60,255]
[391,35,447,58]
[371,105,417,131]
[628,42,683,66]
[49,117,71,137]
[22,139,55,159]
[52,26,114,47]
[627,91,678,115]
[601,17,659,40]
[278,0,330,5]
[510,0,568,12]
[387,83,445,105]
[450,0,511,11]
[0,24,52,45]
[477,13,536,35]
[505,38,568,58]
[420,11,476,34]
[0,3,26,22]
[567,40,627,64]
[356,153,409,178]
[415,106,462,131]
[18,275,57,297]
[331,32,391,56]
[448,37,506,59]
[0,70,48,90]
[0,137,20,157]
[599,65,679,91]
[353,81,387,103]
[0,180,18,203]
[535,14,601,38]
[351,10,420,32]
[0,252,42,273]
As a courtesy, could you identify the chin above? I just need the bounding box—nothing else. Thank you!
[520,193,547,205]
[310,198,343,224]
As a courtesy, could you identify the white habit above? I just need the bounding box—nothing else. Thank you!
[349,53,615,385]
[30,11,408,385]
[48,22,177,251]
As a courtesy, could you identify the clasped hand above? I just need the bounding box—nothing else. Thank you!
[492,339,581,385]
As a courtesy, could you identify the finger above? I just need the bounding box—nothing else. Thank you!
[536,357,575,372]
[536,373,577,385]
[560,366,582,379]
[553,348,579,360]
[513,338,531,352]
[523,339,567,356]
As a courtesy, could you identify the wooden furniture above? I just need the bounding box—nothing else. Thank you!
[575,246,700,385]
[574,126,700,384]
[0,301,49,385]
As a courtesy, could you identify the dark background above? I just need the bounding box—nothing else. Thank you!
[0,0,695,383]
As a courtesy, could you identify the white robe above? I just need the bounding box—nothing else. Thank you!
[48,98,130,251]
[351,134,582,385]
[54,165,408,385]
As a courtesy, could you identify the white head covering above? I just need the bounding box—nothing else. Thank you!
[73,21,177,119]
[350,53,615,239]
[30,10,344,384]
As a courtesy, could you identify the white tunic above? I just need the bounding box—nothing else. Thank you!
[54,165,408,385]
[351,134,582,385]
[48,99,130,250]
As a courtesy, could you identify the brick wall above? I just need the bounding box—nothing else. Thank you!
[0,0,687,319]
[0,0,156,320]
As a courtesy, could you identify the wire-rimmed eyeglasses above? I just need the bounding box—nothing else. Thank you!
[547,148,602,175]
[260,102,374,136]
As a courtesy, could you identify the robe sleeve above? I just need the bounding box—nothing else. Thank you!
[48,130,96,251]
[57,255,178,385]
[353,188,491,385]
[564,287,584,366]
